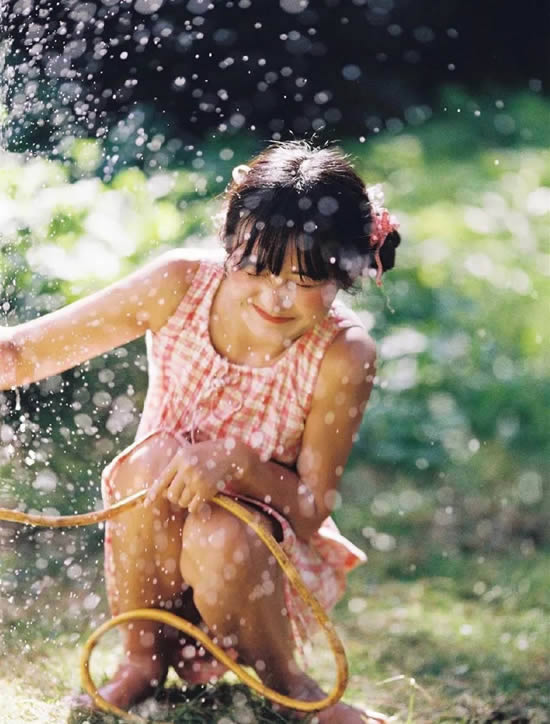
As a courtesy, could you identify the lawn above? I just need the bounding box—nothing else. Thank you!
[1,529,548,724]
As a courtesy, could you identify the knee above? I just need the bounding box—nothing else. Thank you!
[179,507,255,591]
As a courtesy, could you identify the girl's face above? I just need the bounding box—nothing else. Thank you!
[224,244,340,347]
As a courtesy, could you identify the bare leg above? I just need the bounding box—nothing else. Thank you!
[74,432,200,711]
[180,503,388,724]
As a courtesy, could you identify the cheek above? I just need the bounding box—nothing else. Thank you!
[230,272,260,302]
[300,290,331,315]
[304,283,338,312]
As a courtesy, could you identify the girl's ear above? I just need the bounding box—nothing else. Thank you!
[232,164,251,185]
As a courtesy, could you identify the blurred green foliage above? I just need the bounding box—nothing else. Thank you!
[0,90,548,567]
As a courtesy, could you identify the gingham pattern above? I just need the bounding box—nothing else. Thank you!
[101,258,368,671]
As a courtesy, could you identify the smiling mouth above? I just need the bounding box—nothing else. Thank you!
[252,304,294,324]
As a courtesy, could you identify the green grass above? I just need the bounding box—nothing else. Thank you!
[1,547,549,723]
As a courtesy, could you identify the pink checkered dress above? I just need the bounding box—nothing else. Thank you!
[101,258,367,675]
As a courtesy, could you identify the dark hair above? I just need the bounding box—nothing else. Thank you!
[218,139,401,294]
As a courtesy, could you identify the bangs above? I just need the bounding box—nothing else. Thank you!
[230,223,336,283]
[226,192,354,284]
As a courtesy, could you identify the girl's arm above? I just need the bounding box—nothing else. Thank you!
[0,250,198,391]
[231,327,377,541]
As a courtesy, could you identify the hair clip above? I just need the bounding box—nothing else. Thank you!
[366,184,400,287]
[232,164,251,185]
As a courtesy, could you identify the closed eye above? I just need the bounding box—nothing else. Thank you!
[245,271,320,289]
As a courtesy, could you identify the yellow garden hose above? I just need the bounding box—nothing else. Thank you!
[0,488,349,722]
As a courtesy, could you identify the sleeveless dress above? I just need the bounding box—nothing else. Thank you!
[100,258,368,677]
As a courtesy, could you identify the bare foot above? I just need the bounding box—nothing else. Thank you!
[169,650,226,686]
[307,702,388,724]
[70,655,168,712]
[272,674,389,724]
[168,638,241,686]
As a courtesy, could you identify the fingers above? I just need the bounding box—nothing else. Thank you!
[178,483,196,511]
[164,470,188,505]
[145,468,202,511]
[184,481,225,514]
[187,493,204,515]
[142,444,225,512]
[144,464,199,511]
[178,477,215,511]
[144,459,178,506]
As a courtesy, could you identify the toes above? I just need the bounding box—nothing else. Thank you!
[66,693,95,710]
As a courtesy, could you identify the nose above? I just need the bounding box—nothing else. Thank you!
[268,275,295,311]
[269,273,284,288]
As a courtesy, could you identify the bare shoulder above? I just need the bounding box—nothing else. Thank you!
[144,249,198,332]
[145,245,225,332]
[312,324,377,403]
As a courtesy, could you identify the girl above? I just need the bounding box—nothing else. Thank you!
[0,140,400,723]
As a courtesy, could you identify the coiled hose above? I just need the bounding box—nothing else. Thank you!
[0,488,349,722]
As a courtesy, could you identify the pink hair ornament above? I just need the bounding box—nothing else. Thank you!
[367,184,400,287]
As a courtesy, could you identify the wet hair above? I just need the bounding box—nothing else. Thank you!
[217,139,401,294]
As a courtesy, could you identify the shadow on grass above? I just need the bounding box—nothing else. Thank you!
[67,681,304,724]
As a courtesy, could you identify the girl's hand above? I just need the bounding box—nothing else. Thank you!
[144,439,247,514]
